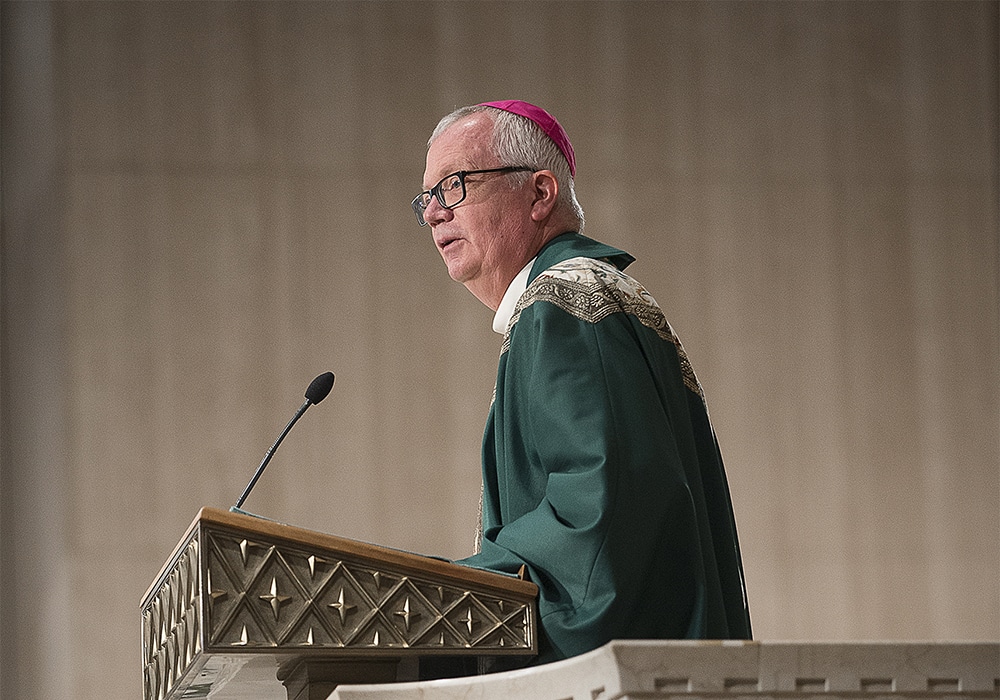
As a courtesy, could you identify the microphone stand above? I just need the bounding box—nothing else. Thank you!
[231,398,313,515]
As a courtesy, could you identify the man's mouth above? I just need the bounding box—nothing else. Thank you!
[436,234,461,252]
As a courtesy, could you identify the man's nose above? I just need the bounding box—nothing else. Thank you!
[422,196,453,227]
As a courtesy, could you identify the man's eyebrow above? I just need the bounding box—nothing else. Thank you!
[422,168,455,190]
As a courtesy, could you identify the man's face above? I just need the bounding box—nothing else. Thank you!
[421,113,538,309]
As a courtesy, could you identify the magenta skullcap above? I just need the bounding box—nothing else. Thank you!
[479,100,576,178]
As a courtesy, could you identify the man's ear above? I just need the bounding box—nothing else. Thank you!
[529,170,560,222]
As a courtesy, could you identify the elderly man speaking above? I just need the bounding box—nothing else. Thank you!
[413,100,752,664]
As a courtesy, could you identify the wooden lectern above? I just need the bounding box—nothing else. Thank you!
[141,508,539,700]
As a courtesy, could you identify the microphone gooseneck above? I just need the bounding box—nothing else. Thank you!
[232,371,336,510]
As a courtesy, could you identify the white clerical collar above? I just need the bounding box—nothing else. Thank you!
[492,258,536,334]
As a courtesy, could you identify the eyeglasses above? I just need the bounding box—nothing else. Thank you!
[411,167,534,226]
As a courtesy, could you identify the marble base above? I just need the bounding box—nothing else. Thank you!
[329,640,1000,700]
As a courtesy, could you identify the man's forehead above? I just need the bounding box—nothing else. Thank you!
[423,114,496,185]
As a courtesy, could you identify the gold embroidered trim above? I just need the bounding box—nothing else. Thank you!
[501,257,704,399]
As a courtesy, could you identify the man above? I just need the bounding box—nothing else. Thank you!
[413,100,752,664]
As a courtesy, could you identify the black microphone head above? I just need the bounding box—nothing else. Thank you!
[304,371,335,404]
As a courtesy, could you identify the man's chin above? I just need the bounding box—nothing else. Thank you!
[441,254,474,284]
[447,266,472,284]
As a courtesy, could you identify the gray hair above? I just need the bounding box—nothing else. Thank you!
[429,105,585,232]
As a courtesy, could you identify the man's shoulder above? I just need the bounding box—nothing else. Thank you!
[522,255,661,324]
[540,256,647,294]
[504,255,671,349]
[508,257,705,400]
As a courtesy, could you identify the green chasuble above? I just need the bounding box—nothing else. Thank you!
[457,232,752,664]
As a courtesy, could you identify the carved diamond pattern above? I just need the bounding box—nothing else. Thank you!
[250,555,307,635]
[383,580,439,641]
[210,533,270,590]
[315,564,369,642]
[202,529,532,652]
[142,536,202,700]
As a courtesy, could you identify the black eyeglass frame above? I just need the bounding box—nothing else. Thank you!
[411,166,535,226]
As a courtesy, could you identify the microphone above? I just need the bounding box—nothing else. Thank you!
[232,371,335,511]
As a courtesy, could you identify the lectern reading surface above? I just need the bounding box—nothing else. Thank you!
[141,508,539,700]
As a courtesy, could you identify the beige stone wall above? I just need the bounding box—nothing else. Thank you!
[2,2,996,699]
